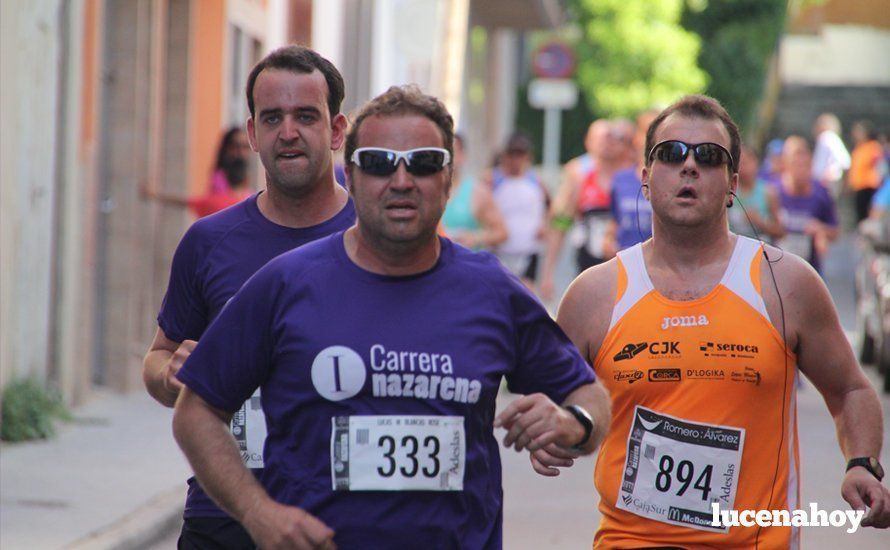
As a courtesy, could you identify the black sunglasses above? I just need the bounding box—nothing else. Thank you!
[648,140,734,169]
[351,147,451,177]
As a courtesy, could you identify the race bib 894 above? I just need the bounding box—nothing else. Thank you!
[617,406,745,532]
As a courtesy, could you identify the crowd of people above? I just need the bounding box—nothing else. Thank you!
[140,44,889,549]
[439,109,890,292]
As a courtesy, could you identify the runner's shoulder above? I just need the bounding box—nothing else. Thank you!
[759,242,828,302]
[175,200,252,258]
[560,258,620,317]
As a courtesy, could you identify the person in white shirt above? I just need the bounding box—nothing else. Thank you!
[812,112,851,197]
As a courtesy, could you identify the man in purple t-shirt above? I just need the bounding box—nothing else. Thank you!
[142,46,355,548]
[173,85,611,549]
[776,136,838,272]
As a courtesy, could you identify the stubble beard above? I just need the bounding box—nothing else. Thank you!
[266,157,328,200]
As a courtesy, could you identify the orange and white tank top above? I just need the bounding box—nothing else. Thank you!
[593,236,800,549]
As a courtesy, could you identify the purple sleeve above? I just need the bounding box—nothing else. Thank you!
[175,264,280,412]
[503,277,596,404]
[157,228,210,343]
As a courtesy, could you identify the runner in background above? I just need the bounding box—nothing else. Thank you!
[142,45,356,549]
[441,133,508,250]
[728,144,784,241]
[608,110,657,254]
[488,132,549,288]
[540,120,631,300]
[776,135,838,273]
[812,112,851,198]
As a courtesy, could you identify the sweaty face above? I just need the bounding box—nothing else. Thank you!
[348,114,452,248]
[641,114,737,229]
[247,69,344,197]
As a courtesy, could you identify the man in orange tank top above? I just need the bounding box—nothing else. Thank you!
[556,95,889,548]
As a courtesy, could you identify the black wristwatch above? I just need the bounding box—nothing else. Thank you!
[564,404,594,450]
[846,457,884,481]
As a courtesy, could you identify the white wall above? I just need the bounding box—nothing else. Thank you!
[780,25,890,85]
[0,0,63,388]
[311,0,345,70]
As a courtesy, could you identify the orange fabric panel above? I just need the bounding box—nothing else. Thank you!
[188,0,226,194]
[849,140,884,191]
[80,0,99,155]
[592,255,797,549]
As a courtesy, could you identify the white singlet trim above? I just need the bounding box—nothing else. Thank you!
[610,244,654,329]
[719,236,770,321]
[610,236,770,330]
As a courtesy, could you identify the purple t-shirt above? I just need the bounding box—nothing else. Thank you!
[159,192,356,518]
[776,181,837,272]
[610,168,652,250]
[177,234,595,548]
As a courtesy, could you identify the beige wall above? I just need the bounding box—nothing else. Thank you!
[780,25,890,86]
[0,0,64,393]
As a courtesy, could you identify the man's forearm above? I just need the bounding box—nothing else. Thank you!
[173,388,270,522]
[143,350,177,407]
[829,386,884,459]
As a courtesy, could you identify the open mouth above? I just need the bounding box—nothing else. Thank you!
[277,150,305,160]
[677,186,697,199]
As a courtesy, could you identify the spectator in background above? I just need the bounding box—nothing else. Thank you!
[488,132,549,288]
[144,127,254,218]
[729,144,784,241]
[608,110,657,253]
[777,136,838,273]
[209,127,253,193]
[441,134,508,249]
[849,120,887,222]
[812,113,851,197]
[144,149,253,218]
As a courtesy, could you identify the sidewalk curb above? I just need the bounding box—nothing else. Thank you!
[65,487,182,550]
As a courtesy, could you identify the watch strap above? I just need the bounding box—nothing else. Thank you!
[564,404,594,449]
[846,457,884,481]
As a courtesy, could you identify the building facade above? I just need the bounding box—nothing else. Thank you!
[1,0,562,410]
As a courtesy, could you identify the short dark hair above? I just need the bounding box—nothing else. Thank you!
[344,85,455,168]
[645,95,741,173]
[245,45,344,119]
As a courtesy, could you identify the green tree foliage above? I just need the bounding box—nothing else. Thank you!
[568,0,708,117]
[682,0,788,132]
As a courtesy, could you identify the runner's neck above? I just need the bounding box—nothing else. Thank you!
[258,180,348,228]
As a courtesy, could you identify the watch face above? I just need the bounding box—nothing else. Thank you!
[869,458,885,479]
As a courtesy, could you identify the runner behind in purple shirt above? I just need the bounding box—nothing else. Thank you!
[173,85,611,550]
[775,136,839,273]
[143,45,354,549]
